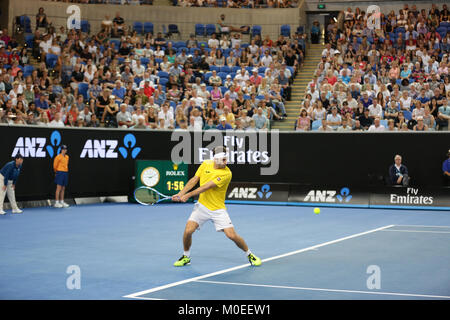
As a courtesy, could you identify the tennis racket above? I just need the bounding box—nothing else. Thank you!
[134,186,172,205]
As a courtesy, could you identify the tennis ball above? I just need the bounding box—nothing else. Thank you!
[314,207,320,214]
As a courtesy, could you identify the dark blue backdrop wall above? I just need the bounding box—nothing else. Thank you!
[0,125,449,201]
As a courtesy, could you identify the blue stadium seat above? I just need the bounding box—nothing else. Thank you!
[220,86,228,95]
[109,39,121,50]
[157,71,169,78]
[23,65,34,77]
[80,20,90,33]
[45,54,58,69]
[168,24,180,38]
[403,110,412,121]
[143,22,154,35]
[140,57,150,66]
[78,83,89,101]
[219,66,231,73]
[20,15,32,34]
[133,22,144,35]
[195,24,205,37]
[159,78,169,86]
[25,34,34,48]
[280,25,291,37]
[251,25,262,37]
[205,24,216,36]
[217,72,228,81]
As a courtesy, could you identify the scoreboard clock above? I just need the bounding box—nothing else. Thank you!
[135,160,189,202]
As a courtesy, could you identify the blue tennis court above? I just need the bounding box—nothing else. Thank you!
[0,203,449,300]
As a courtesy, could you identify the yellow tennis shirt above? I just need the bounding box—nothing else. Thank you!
[195,159,232,211]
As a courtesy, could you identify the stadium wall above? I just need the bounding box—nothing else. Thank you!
[8,0,303,40]
[1,125,449,205]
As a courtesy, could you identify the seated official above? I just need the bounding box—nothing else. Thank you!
[388,154,410,186]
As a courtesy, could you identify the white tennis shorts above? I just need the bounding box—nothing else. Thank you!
[188,202,234,232]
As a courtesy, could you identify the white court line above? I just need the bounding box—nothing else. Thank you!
[394,225,450,228]
[195,280,450,300]
[381,230,450,234]
[123,224,394,299]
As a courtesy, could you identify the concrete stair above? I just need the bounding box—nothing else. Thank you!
[271,43,325,131]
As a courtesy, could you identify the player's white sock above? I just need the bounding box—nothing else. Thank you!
[246,250,252,256]
[183,250,190,257]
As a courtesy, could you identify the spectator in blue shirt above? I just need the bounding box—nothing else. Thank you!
[0,154,24,214]
[111,80,126,103]
[34,93,49,111]
[443,150,450,186]
[216,116,233,130]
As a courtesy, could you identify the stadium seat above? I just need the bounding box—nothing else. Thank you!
[403,110,412,121]
[20,15,32,34]
[143,22,154,35]
[195,24,205,37]
[80,20,90,34]
[78,83,89,101]
[380,120,388,128]
[133,22,144,35]
[280,25,291,37]
[157,71,169,79]
[251,25,262,37]
[45,54,58,69]
[167,24,181,38]
[219,66,231,73]
[205,24,216,36]
[24,34,34,48]
[159,78,169,86]
[296,26,304,34]
[23,65,34,77]
[140,57,150,66]
[109,39,121,50]
[217,72,228,81]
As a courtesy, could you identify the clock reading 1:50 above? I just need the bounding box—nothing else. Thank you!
[167,181,185,191]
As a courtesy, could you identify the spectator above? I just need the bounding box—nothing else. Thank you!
[368,117,386,132]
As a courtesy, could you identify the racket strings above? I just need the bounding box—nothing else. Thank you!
[135,188,160,204]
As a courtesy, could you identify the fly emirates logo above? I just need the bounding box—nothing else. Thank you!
[390,188,433,205]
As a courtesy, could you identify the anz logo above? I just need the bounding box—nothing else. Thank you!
[80,133,141,159]
[228,184,272,200]
[11,130,62,158]
[304,187,353,203]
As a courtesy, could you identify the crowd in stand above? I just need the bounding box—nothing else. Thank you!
[175,0,298,8]
[43,1,154,5]
[300,3,450,132]
[0,8,305,130]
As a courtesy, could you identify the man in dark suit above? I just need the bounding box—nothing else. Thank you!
[389,155,410,186]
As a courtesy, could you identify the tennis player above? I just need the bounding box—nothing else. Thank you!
[171,146,262,267]
[53,145,70,208]
[0,154,24,214]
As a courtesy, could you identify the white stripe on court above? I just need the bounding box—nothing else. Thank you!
[381,230,450,234]
[123,224,394,299]
[393,225,450,228]
[195,280,450,299]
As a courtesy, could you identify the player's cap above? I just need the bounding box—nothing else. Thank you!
[61,145,68,150]
[220,116,226,121]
